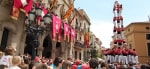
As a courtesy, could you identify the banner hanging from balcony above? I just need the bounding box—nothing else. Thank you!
[52,14,61,42]
[84,32,89,48]
[64,23,70,42]
[11,0,33,20]
[70,28,76,42]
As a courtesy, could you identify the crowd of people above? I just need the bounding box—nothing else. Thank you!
[103,46,139,64]
[0,46,150,69]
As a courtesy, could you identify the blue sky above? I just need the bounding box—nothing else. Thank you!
[74,0,150,48]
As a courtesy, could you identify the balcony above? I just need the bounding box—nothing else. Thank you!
[74,41,85,48]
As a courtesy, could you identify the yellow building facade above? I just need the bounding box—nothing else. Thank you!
[125,22,150,63]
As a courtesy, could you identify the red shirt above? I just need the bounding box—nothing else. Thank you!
[114,49,118,55]
[117,49,122,55]
[132,51,137,56]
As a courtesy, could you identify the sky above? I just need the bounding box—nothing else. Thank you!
[74,0,150,48]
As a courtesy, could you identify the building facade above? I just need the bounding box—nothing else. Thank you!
[0,0,94,60]
[73,8,91,61]
[125,22,150,63]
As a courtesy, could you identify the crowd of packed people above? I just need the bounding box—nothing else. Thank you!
[103,46,139,64]
[0,46,150,69]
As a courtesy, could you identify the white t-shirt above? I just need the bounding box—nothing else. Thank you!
[0,55,11,67]
[9,66,21,69]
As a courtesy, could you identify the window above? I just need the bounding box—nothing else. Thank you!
[79,53,81,60]
[128,29,130,32]
[147,43,150,56]
[75,51,77,59]
[88,28,90,32]
[129,44,132,49]
[146,34,150,40]
[146,27,150,30]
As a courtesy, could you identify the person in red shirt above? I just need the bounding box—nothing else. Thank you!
[114,47,119,63]
[110,49,115,63]
[132,49,137,56]
[122,48,129,64]
[132,49,139,64]
[117,47,123,64]
[128,48,133,63]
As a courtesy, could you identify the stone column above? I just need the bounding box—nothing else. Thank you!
[37,35,45,57]
[52,40,56,59]
[81,50,84,61]
[18,32,26,55]
[77,51,79,60]
[60,39,66,58]
[69,42,73,58]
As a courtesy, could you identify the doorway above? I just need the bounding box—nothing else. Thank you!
[0,28,9,51]
[55,42,61,57]
[42,35,52,58]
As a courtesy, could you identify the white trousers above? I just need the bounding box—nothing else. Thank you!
[131,55,136,63]
[118,55,123,63]
[104,55,107,63]
[106,55,111,63]
[128,55,132,63]
[122,56,128,64]
[115,55,119,62]
[110,55,115,63]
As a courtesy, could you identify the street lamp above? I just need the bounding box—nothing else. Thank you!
[35,4,43,16]
[28,9,35,22]
[25,3,51,60]
[43,13,52,24]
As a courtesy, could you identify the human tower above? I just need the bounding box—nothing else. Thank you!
[103,0,139,64]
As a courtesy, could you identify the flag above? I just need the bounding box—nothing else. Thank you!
[62,4,73,20]
[50,0,57,10]
[70,28,76,42]
[41,7,48,17]
[64,23,70,41]
[11,0,32,20]
[52,14,61,42]
[21,0,33,15]
[69,13,76,25]
[84,33,89,47]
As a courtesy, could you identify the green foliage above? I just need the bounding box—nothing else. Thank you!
[91,47,103,58]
